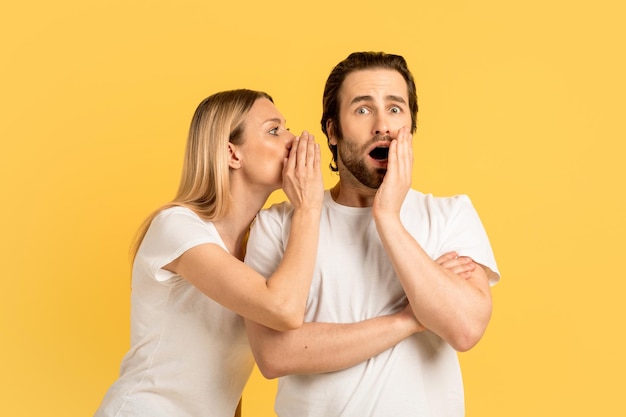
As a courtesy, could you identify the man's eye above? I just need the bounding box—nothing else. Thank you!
[356,108,369,115]
[390,106,401,113]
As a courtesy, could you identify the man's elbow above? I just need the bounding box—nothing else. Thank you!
[450,329,484,352]
[254,353,289,380]
[451,315,492,352]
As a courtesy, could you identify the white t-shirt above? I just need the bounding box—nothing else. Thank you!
[245,190,499,417]
[95,207,254,417]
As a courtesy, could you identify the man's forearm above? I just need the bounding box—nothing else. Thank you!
[245,308,421,379]
[375,216,493,351]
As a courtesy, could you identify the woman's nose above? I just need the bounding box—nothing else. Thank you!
[285,130,297,148]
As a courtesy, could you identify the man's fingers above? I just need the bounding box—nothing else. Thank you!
[435,251,458,265]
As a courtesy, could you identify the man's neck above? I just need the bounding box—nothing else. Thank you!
[330,181,377,208]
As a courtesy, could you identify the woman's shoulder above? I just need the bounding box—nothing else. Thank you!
[151,205,213,226]
[156,205,200,219]
[146,206,217,240]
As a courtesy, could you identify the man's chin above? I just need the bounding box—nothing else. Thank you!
[362,170,386,189]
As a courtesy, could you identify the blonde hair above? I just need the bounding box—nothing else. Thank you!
[131,89,273,259]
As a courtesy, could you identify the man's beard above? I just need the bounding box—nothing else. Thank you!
[336,135,390,189]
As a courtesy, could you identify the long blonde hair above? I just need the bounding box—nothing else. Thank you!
[131,89,273,260]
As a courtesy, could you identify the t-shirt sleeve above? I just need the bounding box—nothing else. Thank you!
[439,195,500,285]
[244,204,290,280]
[138,208,223,282]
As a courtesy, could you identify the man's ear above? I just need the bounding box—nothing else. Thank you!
[227,142,242,169]
[326,120,338,145]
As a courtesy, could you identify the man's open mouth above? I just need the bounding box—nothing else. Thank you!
[369,146,390,161]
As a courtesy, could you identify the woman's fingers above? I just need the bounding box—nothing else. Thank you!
[283,131,323,210]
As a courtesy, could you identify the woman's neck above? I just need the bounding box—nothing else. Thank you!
[214,182,272,260]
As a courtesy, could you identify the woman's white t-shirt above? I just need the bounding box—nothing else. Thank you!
[95,207,253,417]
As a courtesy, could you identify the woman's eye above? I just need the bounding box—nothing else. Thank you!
[269,126,289,135]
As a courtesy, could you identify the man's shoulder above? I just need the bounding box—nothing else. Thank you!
[404,189,472,213]
[257,190,333,221]
[257,200,294,221]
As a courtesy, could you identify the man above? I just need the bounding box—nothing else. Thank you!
[244,52,499,416]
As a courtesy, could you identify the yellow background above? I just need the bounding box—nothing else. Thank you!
[2,1,624,416]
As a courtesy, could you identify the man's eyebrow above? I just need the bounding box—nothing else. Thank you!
[350,95,374,105]
[349,95,407,105]
[386,95,407,104]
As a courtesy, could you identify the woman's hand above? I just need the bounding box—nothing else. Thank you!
[282,131,324,211]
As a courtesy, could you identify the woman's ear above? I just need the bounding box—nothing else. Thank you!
[227,142,242,169]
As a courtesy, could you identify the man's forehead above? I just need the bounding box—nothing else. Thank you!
[340,69,409,103]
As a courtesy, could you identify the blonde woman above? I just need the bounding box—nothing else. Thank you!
[94,89,323,417]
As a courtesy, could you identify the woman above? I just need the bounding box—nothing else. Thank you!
[94,89,323,417]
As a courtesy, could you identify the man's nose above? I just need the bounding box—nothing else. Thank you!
[373,114,390,136]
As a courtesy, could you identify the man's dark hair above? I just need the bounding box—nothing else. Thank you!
[321,51,419,171]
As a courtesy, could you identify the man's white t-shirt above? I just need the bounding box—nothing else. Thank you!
[245,190,499,417]
[95,207,254,417]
